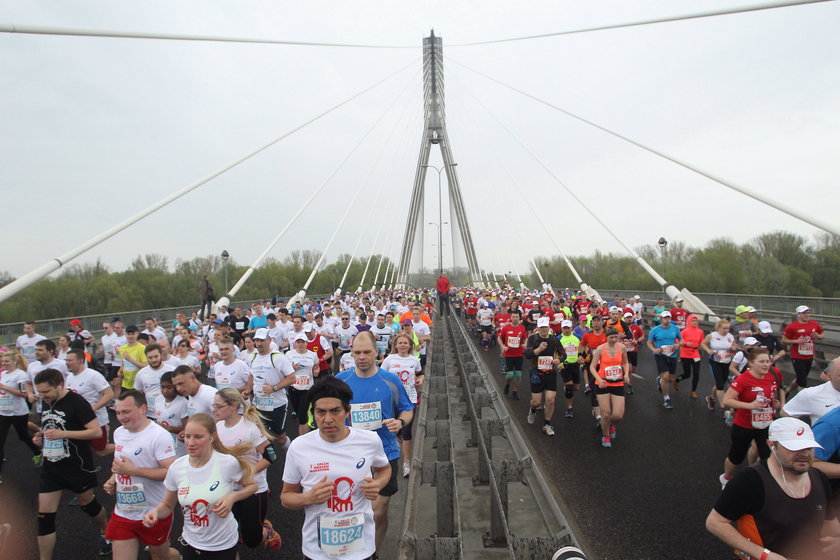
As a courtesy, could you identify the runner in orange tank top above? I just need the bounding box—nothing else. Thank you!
[590,327,630,448]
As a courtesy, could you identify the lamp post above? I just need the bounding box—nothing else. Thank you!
[221,250,229,294]
[422,163,456,276]
[657,237,667,276]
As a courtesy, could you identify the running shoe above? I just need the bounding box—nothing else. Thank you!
[33,454,43,468]
[262,520,282,551]
[724,410,734,427]
[594,416,602,430]
[564,408,574,419]
[527,409,537,424]
[690,392,698,399]
[674,378,680,391]
[663,398,674,409]
[706,396,715,411]
[719,474,731,489]
[609,425,616,441]
[601,436,612,448]
[626,384,634,395]
[542,424,555,437]
[403,462,411,478]
[98,535,112,556]
[503,384,510,395]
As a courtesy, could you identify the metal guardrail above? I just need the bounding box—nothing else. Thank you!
[399,316,583,559]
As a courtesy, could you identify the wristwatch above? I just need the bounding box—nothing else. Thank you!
[398,418,406,428]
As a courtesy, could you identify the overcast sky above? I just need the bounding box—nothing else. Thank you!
[2,1,838,286]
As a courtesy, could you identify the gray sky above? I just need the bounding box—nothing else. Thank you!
[2,0,838,284]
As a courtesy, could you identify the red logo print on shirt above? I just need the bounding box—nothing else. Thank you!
[117,474,132,485]
[185,499,210,527]
[327,477,355,513]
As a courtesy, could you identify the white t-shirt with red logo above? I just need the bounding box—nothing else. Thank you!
[112,421,176,520]
[65,368,111,427]
[216,417,269,493]
[282,427,388,560]
[380,354,422,404]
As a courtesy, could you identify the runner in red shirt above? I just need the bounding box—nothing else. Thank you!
[669,297,689,330]
[463,292,479,331]
[498,310,528,401]
[781,305,825,394]
[718,347,781,488]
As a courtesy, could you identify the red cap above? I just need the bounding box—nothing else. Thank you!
[69,319,82,326]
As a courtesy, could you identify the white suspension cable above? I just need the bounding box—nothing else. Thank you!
[221,70,417,309]
[298,76,417,297]
[0,58,416,305]
[450,74,601,299]
[450,0,834,46]
[0,22,415,49]
[452,68,674,297]
[449,57,840,239]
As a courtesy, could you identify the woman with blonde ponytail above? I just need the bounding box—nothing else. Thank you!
[143,412,257,560]
[212,388,281,551]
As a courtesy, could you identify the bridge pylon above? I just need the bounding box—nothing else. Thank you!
[396,31,482,288]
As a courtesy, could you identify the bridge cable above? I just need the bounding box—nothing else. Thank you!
[218,69,419,308]
[450,0,835,47]
[448,56,840,239]
[0,22,415,49]
[297,77,418,299]
[0,58,417,305]
[449,72,602,299]
[450,68,677,295]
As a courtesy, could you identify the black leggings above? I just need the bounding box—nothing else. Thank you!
[727,425,770,465]
[0,414,40,471]
[792,358,813,387]
[709,361,729,391]
[678,358,701,391]
[232,490,269,548]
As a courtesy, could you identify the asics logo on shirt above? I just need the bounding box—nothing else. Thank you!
[134,448,142,455]
[356,458,365,469]
[209,481,220,491]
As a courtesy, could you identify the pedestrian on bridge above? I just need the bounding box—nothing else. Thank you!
[436,272,451,317]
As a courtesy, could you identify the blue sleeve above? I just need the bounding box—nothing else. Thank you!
[649,327,659,346]
[813,414,840,462]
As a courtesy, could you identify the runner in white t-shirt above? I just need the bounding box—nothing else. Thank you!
[248,329,296,451]
[213,339,251,395]
[144,413,258,558]
[133,344,175,421]
[0,351,42,472]
[213,389,281,551]
[173,339,201,375]
[64,349,115,457]
[153,372,189,457]
[380,333,424,478]
[285,333,320,436]
[172,366,217,419]
[103,390,177,559]
[16,321,47,365]
[281,377,390,560]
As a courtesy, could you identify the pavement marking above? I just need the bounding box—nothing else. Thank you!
[632,373,645,379]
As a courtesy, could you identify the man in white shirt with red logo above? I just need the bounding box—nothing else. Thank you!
[103,390,178,560]
[248,328,296,451]
[282,376,390,560]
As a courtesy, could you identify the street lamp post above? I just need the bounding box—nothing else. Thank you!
[221,250,229,294]
[657,237,667,277]
[422,163,456,276]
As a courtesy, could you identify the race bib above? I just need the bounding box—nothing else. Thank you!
[235,321,245,330]
[715,351,732,363]
[660,345,674,356]
[798,342,814,356]
[216,377,232,390]
[751,407,774,430]
[253,394,274,411]
[507,337,520,349]
[43,437,69,461]
[146,392,159,416]
[623,339,637,351]
[350,402,382,431]
[537,356,554,371]
[293,373,312,390]
[0,394,13,413]
[564,345,578,360]
[117,480,149,515]
[319,514,365,558]
[604,365,623,382]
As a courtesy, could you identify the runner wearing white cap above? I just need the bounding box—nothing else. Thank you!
[707,417,839,560]
[557,320,582,418]
[525,317,565,436]
[782,305,825,396]
[647,311,682,409]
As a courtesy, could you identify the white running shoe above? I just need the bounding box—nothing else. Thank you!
[403,462,411,478]
[527,409,537,424]
[719,473,731,489]
[542,424,555,436]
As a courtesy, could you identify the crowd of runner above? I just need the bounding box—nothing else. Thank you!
[1,279,839,559]
[1,292,437,559]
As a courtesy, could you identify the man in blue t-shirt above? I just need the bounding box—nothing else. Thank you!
[337,330,414,552]
[646,311,682,409]
[813,405,840,483]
